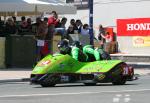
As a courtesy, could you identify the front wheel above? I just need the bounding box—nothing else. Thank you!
[41,82,56,87]
[40,75,60,87]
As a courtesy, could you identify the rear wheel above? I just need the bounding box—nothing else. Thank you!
[112,75,126,85]
[112,63,127,85]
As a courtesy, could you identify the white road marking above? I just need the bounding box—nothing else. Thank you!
[0,89,149,98]
[125,94,130,97]
[113,98,120,103]
[124,97,131,103]
[124,94,131,102]
[116,94,122,97]
[113,94,122,103]
[113,94,131,103]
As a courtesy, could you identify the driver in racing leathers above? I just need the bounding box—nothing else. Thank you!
[57,40,87,62]
[57,39,71,55]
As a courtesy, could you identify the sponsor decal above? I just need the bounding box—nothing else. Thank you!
[134,37,144,44]
[84,64,103,72]
[127,23,150,31]
[41,60,51,65]
[37,60,51,66]
[61,76,69,82]
[97,74,105,80]
[117,18,150,36]
[133,36,150,47]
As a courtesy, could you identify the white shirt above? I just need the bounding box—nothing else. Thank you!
[81,28,89,35]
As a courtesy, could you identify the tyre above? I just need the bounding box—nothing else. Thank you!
[40,75,59,87]
[84,83,97,86]
[112,75,126,85]
[41,82,56,87]
[112,63,127,85]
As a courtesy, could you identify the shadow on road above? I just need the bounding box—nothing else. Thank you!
[33,83,138,88]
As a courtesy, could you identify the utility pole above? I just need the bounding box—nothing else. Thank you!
[89,0,94,45]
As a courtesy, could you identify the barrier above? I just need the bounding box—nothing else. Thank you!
[5,35,36,68]
[0,37,5,68]
[69,34,90,46]
[52,35,61,53]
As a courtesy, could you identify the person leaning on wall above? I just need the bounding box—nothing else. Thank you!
[97,24,106,48]
[103,32,113,54]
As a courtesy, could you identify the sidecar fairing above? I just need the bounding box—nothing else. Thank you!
[30,54,135,87]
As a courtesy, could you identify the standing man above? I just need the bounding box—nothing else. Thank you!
[47,11,60,54]
[36,18,48,62]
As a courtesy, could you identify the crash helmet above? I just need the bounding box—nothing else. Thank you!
[72,41,82,49]
[57,39,71,54]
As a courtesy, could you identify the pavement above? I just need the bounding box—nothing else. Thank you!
[0,68,31,82]
[0,68,150,83]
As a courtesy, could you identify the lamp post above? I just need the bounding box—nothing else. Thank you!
[89,0,94,45]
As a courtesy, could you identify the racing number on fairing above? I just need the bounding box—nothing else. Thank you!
[42,60,51,65]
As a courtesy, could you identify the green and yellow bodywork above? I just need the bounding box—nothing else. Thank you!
[31,54,134,87]
[32,54,122,74]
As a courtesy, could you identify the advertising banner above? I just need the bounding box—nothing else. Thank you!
[133,36,150,47]
[117,18,150,36]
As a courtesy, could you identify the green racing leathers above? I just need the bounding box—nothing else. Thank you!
[69,45,110,62]
[71,46,87,62]
[83,45,101,61]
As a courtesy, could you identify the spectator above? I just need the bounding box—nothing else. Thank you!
[4,18,17,35]
[98,24,106,41]
[0,17,4,36]
[104,32,113,53]
[42,18,52,56]
[80,24,89,35]
[48,11,59,27]
[105,32,112,43]
[98,24,106,48]
[32,17,41,33]
[36,19,46,39]
[12,16,19,32]
[18,16,28,33]
[43,17,48,24]
[27,18,32,32]
[35,19,48,61]
[70,19,75,25]
[74,19,82,34]
[65,25,75,39]
[55,17,67,38]
[59,17,67,29]
[47,11,60,53]
[12,16,17,25]
[70,19,76,29]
